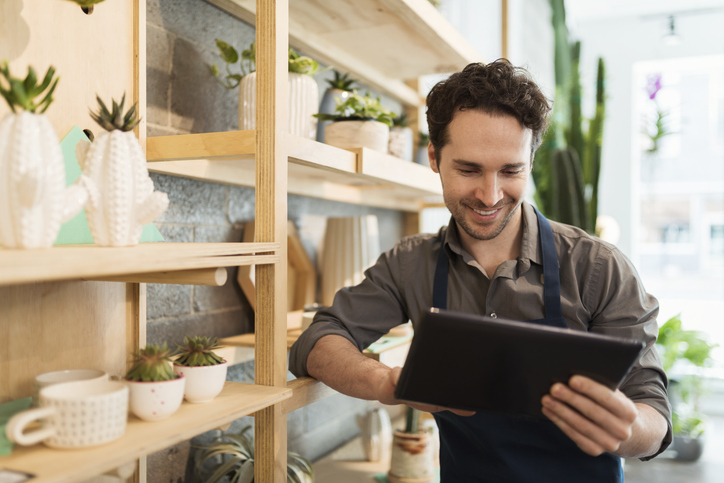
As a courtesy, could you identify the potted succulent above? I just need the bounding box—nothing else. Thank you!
[211,39,326,140]
[173,336,228,403]
[316,70,357,143]
[313,90,396,153]
[414,131,430,166]
[656,314,718,461]
[194,425,314,483]
[75,94,168,246]
[0,61,87,248]
[125,343,185,421]
[388,407,435,483]
[388,113,414,162]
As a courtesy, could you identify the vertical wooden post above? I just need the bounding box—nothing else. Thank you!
[255,0,289,482]
[501,0,509,60]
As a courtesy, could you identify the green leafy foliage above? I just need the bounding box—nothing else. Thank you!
[210,39,326,90]
[175,336,225,367]
[391,113,409,128]
[326,70,357,91]
[418,131,430,148]
[313,90,396,127]
[404,407,420,433]
[89,93,140,132]
[125,343,178,382]
[194,426,314,483]
[0,61,59,114]
[656,314,718,438]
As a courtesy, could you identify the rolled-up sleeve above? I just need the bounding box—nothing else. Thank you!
[584,242,673,460]
[289,247,410,377]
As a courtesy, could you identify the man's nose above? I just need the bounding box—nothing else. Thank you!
[475,175,503,207]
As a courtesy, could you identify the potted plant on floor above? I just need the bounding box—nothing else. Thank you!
[388,407,435,483]
[125,343,185,421]
[314,90,395,153]
[656,314,719,461]
[388,113,414,162]
[76,93,168,246]
[0,61,87,249]
[194,425,314,483]
[316,70,357,143]
[173,336,228,403]
[211,39,326,140]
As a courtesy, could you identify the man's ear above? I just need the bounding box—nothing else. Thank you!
[428,143,439,173]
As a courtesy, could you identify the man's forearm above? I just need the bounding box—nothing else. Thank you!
[306,334,391,401]
[612,403,668,458]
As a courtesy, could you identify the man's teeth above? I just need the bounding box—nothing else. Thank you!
[473,208,497,215]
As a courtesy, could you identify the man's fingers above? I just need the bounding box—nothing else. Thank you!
[569,376,638,423]
[541,406,608,456]
[542,395,624,453]
[390,366,402,386]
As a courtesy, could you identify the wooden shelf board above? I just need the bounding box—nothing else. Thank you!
[147,132,440,211]
[0,242,280,286]
[204,0,482,106]
[0,382,291,483]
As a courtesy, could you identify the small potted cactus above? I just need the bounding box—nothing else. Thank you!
[75,94,168,246]
[316,70,357,143]
[0,61,87,248]
[125,343,185,421]
[173,336,228,403]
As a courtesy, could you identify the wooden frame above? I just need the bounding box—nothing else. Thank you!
[237,220,316,314]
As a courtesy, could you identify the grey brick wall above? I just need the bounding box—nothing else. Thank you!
[146,0,406,480]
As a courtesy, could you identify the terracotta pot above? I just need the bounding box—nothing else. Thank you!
[387,430,435,483]
[126,375,185,421]
[324,119,389,153]
[173,361,228,403]
[238,72,319,139]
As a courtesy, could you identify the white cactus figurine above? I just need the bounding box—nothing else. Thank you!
[75,94,168,247]
[0,62,87,249]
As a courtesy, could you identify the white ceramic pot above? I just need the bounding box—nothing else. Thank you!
[324,120,390,153]
[75,130,168,247]
[239,72,319,139]
[316,88,351,143]
[387,430,435,483]
[356,407,392,462]
[7,380,128,449]
[32,369,111,407]
[173,361,228,403]
[388,126,413,162]
[0,111,87,248]
[126,375,185,421]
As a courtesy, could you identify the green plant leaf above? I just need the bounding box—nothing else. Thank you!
[216,39,239,64]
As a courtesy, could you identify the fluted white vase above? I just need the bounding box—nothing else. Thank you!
[75,130,168,247]
[320,215,381,306]
[0,111,87,248]
[238,72,319,139]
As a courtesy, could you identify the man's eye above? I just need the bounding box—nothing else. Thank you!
[458,169,475,175]
[503,170,522,176]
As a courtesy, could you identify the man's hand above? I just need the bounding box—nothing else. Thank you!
[541,375,666,458]
[378,367,475,417]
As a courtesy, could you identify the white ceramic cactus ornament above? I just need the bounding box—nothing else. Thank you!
[76,94,168,246]
[0,62,87,249]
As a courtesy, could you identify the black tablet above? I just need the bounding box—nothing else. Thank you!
[394,308,645,419]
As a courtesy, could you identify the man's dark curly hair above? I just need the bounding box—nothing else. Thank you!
[426,59,552,163]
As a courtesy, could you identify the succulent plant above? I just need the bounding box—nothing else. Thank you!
[326,70,357,92]
[0,61,59,114]
[125,343,178,382]
[175,336,226,367]
[89,93,140,132]
[313,90,396,127]
[391,113,409,128]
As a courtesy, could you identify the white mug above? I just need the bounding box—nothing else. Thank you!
[33,369,112,406]
[7,380,129,448]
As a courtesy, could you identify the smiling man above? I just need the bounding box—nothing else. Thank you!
[290,60,671,482]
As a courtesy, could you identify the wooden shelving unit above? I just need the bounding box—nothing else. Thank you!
[1,382,291,483]
[146,131,442,212]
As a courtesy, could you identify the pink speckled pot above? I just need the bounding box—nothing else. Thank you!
[125,375,185,421]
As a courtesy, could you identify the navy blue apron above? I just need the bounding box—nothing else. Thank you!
[431,207,622,482]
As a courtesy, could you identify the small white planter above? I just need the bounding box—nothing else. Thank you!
[324,120,390,153]
[173,361,228,403]
[126,376,185,421]
[356,407,392,462]
[387,430,435,483]
[0,111,87,248]
[388,126,413,162]
[239,72,319,140]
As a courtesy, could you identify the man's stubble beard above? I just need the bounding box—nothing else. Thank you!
[446,196,523,241]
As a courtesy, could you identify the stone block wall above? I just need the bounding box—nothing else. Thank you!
[145,0,407,480]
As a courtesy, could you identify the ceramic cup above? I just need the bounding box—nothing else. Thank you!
[7,380,129,448]
[126,375,185,421]
[32,369,111,406]
[173,361,228,403]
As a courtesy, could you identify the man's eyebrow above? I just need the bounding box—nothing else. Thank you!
[451,159,527,170]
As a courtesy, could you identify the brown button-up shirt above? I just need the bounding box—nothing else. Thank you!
[290,201,672,458]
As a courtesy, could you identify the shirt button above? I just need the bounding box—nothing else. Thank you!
[490,312,497,318]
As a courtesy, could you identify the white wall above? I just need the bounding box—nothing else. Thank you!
[573,10,724,257]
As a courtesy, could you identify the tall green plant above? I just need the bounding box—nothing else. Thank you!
[532,0,605,235]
